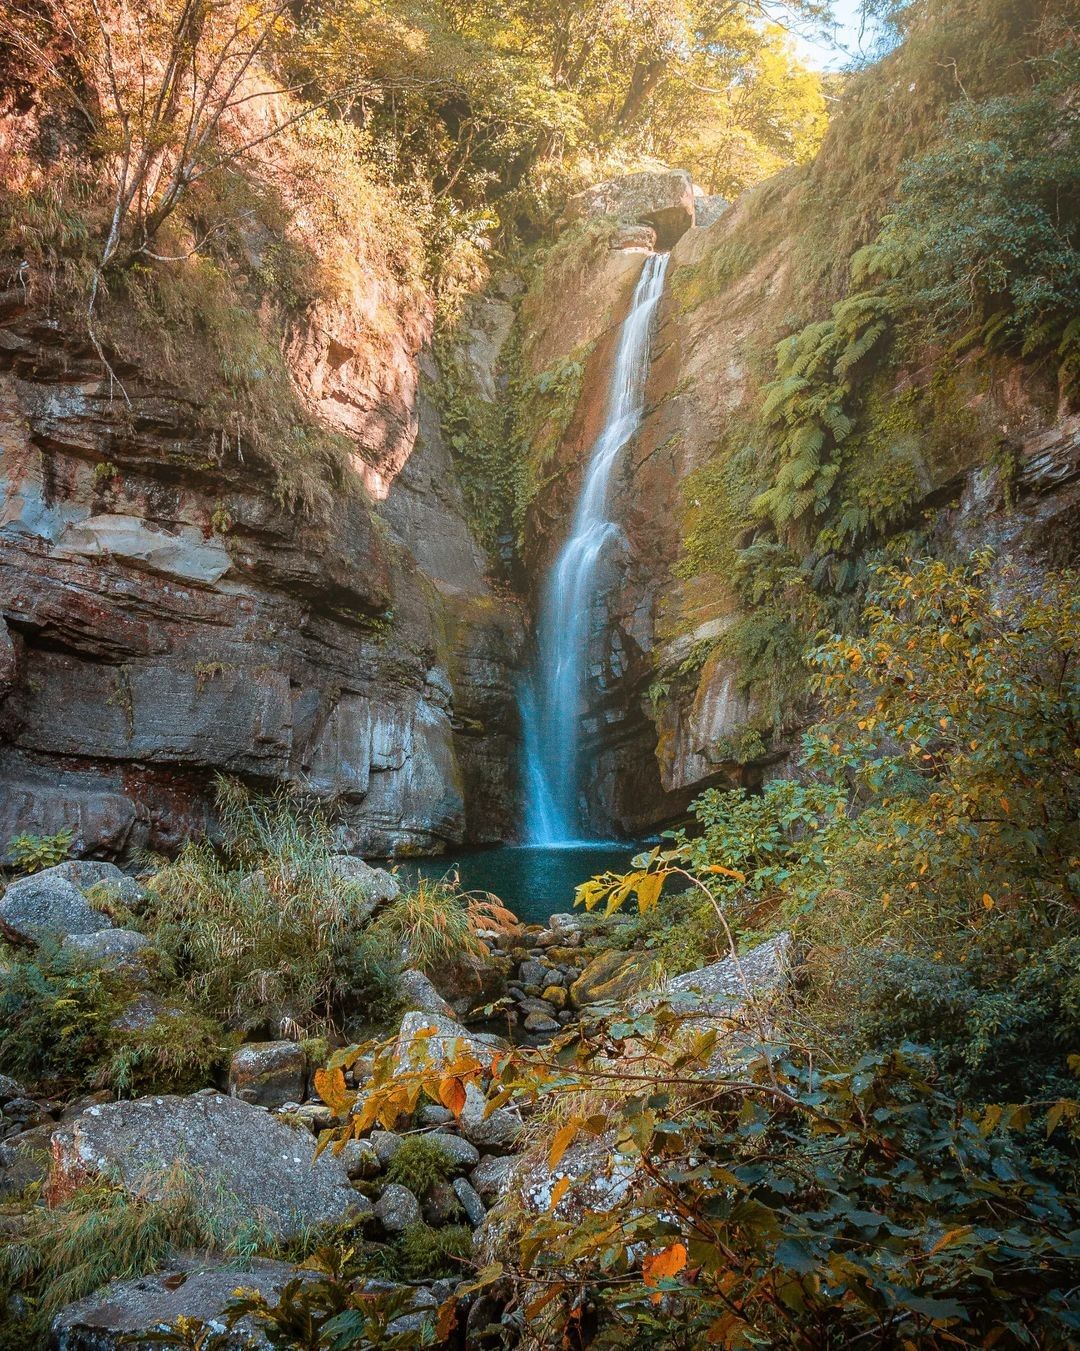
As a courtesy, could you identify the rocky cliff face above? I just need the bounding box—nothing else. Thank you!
[521,176,1079,838]
[0,294,523,860]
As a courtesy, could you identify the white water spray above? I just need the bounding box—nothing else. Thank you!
[522,252,670,844]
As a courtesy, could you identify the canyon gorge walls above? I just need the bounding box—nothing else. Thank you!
[2,0,1075,858]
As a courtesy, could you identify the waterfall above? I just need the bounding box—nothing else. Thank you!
[522,251,670,845]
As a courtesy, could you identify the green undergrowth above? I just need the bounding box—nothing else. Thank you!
[660,0,1078,746]
[0,946,224,1099]
[0,1174,215,1347]
[384,1136,456,1197]
[539,553,1080,1344]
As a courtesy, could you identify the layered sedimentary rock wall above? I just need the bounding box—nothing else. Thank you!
[0,298,523,860]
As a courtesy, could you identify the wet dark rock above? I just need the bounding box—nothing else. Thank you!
[229,1041,308,1109]
[422,1178,463,1225]
[517,959,546,990]
[452,1175,487,1228]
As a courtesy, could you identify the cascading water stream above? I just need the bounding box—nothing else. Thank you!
[522,251,670,845]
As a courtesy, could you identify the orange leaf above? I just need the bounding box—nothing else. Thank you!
[705,865,746,881]
[435,1298,458,1341]
[313,1066,352,1117]
[525,1283,565,1320]
[548,1175,571,1213]
[643,1242,688,1288]
[547,1122,578,1171]
[438,1076,467,1118]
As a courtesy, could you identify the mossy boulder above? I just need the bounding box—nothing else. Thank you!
[569,950,648,1008]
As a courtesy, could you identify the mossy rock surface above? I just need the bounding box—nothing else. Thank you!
[570,950,648,1008]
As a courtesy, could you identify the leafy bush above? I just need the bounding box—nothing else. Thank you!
[0,947,223,1096]
[0,949,125,1089]
[146,780,382,1036]
[879,42,1080,376]
[4,828,73,874]
[98,1006,226,1099]
[846,930,1080,1110]
[384,1135,455,1198]
[486,1038,1080,1348]
[222,1253,426,1348]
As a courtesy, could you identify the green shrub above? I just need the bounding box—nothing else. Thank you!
[466,1036,1080,1348]
[4,828,73,874]
[397,1221,471,1280]
[384,1136,455,1198]
[0,950,125,1089]
[98,1006,226,1098]
[845,930,1080,1111]
[146,779,381,1036]
[0,947,224,1097]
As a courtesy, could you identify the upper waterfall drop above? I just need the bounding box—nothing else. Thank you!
[522,250,670,845]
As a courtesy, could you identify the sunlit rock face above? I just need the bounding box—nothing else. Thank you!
[0,297,523,860]
[521,170,1079,840]
[563,169,697,248]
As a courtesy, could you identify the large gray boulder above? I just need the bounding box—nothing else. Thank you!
[50,1255,308,1350]
[53,860,149,911]
[326,854,399,906]
[0,870,111,945]
[563,169,696,247]
[634,933,793,1018]
[50,1092,368,1242]
[60,929,151,974]
[693,192,730,228]
[397,968,456,1019]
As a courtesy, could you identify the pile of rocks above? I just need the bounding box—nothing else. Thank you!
[499,910,653,1037]
[504,912,586,1035]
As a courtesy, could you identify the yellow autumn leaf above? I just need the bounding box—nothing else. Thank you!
[634,870,666,913]
[706,865,746,881]
[982,893,994,910]
[313,1066,352,1117]
[548,1121,579,1171]
[548,1175,571,1213]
